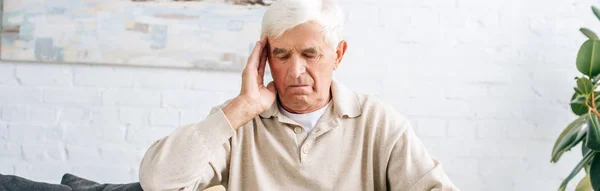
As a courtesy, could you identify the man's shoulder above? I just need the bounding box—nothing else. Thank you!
[353,92,411,130]
[350,92,412,145]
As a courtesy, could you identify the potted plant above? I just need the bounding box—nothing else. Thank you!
[550,6,600,191]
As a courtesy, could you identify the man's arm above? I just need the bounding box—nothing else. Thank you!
[387,121,459,191]
[139,38,277,191]
[139,106,234,191]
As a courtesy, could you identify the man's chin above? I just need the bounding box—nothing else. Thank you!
[284,86,313,96]
[280,94,310,104]
[288,94,309,100]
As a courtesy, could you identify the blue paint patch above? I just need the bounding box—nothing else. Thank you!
[35,38,63,61]
[19,24,35,41]
[3,12,22,25]
[2,34,18,45]
[43,0,83,10]
[150,25,168,50]
[22,12,43,23]
[48,7,67,15]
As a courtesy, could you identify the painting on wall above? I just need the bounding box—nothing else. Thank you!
[0,0,275,71]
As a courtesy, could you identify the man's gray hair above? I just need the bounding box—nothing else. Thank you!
[261,0,344,48]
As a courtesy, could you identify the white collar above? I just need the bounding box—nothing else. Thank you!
[278,102,331,133]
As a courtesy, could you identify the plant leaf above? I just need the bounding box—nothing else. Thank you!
[552,114,589,163]
[587,113,600,151]
[572,93,589,115]
[583,138,592,173]
[576,174,593,191]
[576,87,584,94]
[592,74,600,83]
[578,78,594,95]
[558,150,595,191]
[590,152,600,191]
[581,28,599,39]
[576,39,600,77]
[593,6,600,22]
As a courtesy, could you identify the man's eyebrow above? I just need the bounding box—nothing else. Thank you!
[272,48,289,55]
[302,47,319,54]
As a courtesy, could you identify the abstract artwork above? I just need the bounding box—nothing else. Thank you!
[1,0,275,71]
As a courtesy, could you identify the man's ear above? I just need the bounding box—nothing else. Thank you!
[333,40,347,70]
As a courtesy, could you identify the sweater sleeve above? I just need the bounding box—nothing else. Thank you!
[139,107,235,191]
[387,121,460,191]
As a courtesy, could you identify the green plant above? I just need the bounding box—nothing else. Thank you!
[551,6,600,191]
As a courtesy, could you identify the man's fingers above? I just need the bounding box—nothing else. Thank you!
[258,42,268,78]
[245,38,267,71]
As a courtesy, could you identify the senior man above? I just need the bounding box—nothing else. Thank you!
[139,0,458,190]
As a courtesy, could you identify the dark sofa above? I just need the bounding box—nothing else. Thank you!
[0,173,142,191]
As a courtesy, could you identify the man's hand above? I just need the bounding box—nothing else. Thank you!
[223,38,277,130]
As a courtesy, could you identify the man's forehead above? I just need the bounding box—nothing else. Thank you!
[267,35,327,49]
[268,38,324,51]
[269,37,322,46]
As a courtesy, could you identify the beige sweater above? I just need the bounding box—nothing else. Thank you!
[139,80,459,191]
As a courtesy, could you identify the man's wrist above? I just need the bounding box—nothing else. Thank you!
[222,96,258,130]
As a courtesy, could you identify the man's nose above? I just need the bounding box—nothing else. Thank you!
[288,56,307,79]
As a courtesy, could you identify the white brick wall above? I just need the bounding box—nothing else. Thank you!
[0,0,597,190]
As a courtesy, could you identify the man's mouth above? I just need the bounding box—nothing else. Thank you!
[289,84,310,87]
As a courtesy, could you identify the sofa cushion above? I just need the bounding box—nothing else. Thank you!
[0,173,72,191]
[60,174,142,191]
